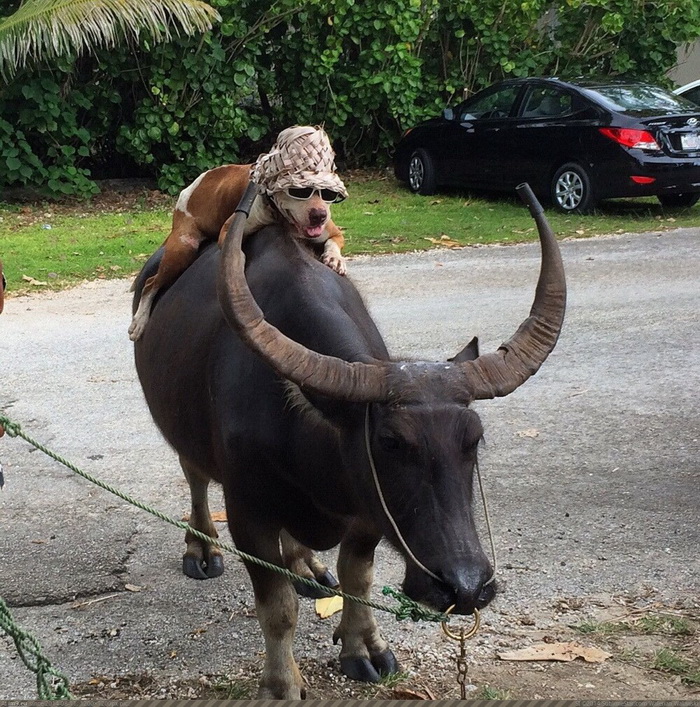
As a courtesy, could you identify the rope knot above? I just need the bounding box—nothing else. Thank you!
[382,586,448,623]
[0,415,21,437]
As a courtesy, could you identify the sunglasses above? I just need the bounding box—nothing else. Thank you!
[285,187,346,203]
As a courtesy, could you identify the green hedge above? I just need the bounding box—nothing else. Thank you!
[1,0,698,198]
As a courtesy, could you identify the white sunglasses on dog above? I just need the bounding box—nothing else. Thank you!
[285,187,346,204]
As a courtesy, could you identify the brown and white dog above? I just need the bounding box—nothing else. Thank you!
[129,126,348,341]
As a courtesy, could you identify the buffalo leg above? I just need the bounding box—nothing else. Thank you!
[233,519,304,699]
[181,459,224,580]
[332,527,399,682]
[280,530,339,598]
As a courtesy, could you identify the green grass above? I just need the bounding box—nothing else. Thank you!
[475,685,511,699]
[573,614,695,637]
[652,648,700,685]
[0,207,169,294]
[573,619,630,635]
[209,674,255,699]
[3,174,700,296]
[375,670,411,688]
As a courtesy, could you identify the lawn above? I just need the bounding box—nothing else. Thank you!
[2,171,699,295]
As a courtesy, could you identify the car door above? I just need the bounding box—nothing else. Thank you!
[503,84,592,193]
[446,84,524,187]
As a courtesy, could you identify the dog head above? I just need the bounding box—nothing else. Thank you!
[251,126,347,243]
[269,186,343,242]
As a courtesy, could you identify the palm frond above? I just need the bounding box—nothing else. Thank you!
[0,0,221,79]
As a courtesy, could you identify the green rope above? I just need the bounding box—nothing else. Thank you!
[0,413,448,625]
[0,597,74,700]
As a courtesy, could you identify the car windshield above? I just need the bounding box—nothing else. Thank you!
[585,84,698,114]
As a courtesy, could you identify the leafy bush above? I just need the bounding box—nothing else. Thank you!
[1,0,698,198]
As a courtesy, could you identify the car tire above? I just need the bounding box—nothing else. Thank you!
[408,149,437,195]
[657,193,700,208]
[551,162,596,214]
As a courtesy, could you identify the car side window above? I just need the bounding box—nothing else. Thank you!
[458,86,520,121]
[683,86,700,107]
[522,87,573,118]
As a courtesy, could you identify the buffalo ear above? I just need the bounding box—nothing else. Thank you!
[449,336,479,363]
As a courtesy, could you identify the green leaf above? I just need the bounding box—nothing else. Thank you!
[0,0,222,79]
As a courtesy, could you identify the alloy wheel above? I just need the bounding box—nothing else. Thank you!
[408,156,425,192]
[555,170,584,211]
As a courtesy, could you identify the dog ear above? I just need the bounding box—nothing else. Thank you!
[448,336,479,362]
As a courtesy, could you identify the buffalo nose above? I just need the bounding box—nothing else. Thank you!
[443,566,495,614]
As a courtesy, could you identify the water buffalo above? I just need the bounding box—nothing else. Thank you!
[133,184,565,698]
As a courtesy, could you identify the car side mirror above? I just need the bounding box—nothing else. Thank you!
[443,107,455,121]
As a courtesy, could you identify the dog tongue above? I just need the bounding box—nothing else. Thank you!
[304,225,324,239]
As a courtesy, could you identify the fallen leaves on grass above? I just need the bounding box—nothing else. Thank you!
[22,275,48,286]
[424,235,462,248]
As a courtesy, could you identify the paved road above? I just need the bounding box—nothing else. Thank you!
[1,227,698,698]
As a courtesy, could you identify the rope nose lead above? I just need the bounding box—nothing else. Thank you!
[364,404,442,582]
[364,404,498,590]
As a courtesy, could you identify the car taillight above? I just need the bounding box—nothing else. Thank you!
[599,127,660,150]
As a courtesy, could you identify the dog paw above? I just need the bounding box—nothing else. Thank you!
[323,254,347,276]
[128,317,146,342]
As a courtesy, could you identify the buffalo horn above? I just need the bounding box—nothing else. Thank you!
[217,182,390,402]
[458,183,566,399]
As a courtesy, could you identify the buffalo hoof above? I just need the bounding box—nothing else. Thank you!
[182,554,224,580]
[293,569,339,599]
[205,554,225,578]
[340,649,400,683]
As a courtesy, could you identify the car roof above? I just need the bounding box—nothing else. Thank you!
[483,76,666,92]
[675,78,700,95]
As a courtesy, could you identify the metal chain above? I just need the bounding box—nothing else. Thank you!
[441,606,481,699]
[456,633,469,699]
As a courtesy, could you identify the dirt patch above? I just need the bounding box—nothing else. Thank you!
[71,593,699,700]
[0,182,172,231]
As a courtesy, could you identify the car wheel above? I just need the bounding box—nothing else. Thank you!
[408,149,437,195]
[657,193,700,208]
[551,162,596,214]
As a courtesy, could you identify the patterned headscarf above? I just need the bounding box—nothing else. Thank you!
[251,126,348,199]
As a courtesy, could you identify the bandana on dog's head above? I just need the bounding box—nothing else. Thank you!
[251,126,348,199]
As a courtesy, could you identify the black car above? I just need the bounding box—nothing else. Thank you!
[394,77,700,213]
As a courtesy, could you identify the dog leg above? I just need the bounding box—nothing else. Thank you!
[322,235,346,275]
[129,278,159,341]
[129,230,208,341]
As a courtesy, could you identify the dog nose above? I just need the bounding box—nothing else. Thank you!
[309,207,327,226]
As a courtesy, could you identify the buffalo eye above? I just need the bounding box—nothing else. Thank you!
[378,433,404,453]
